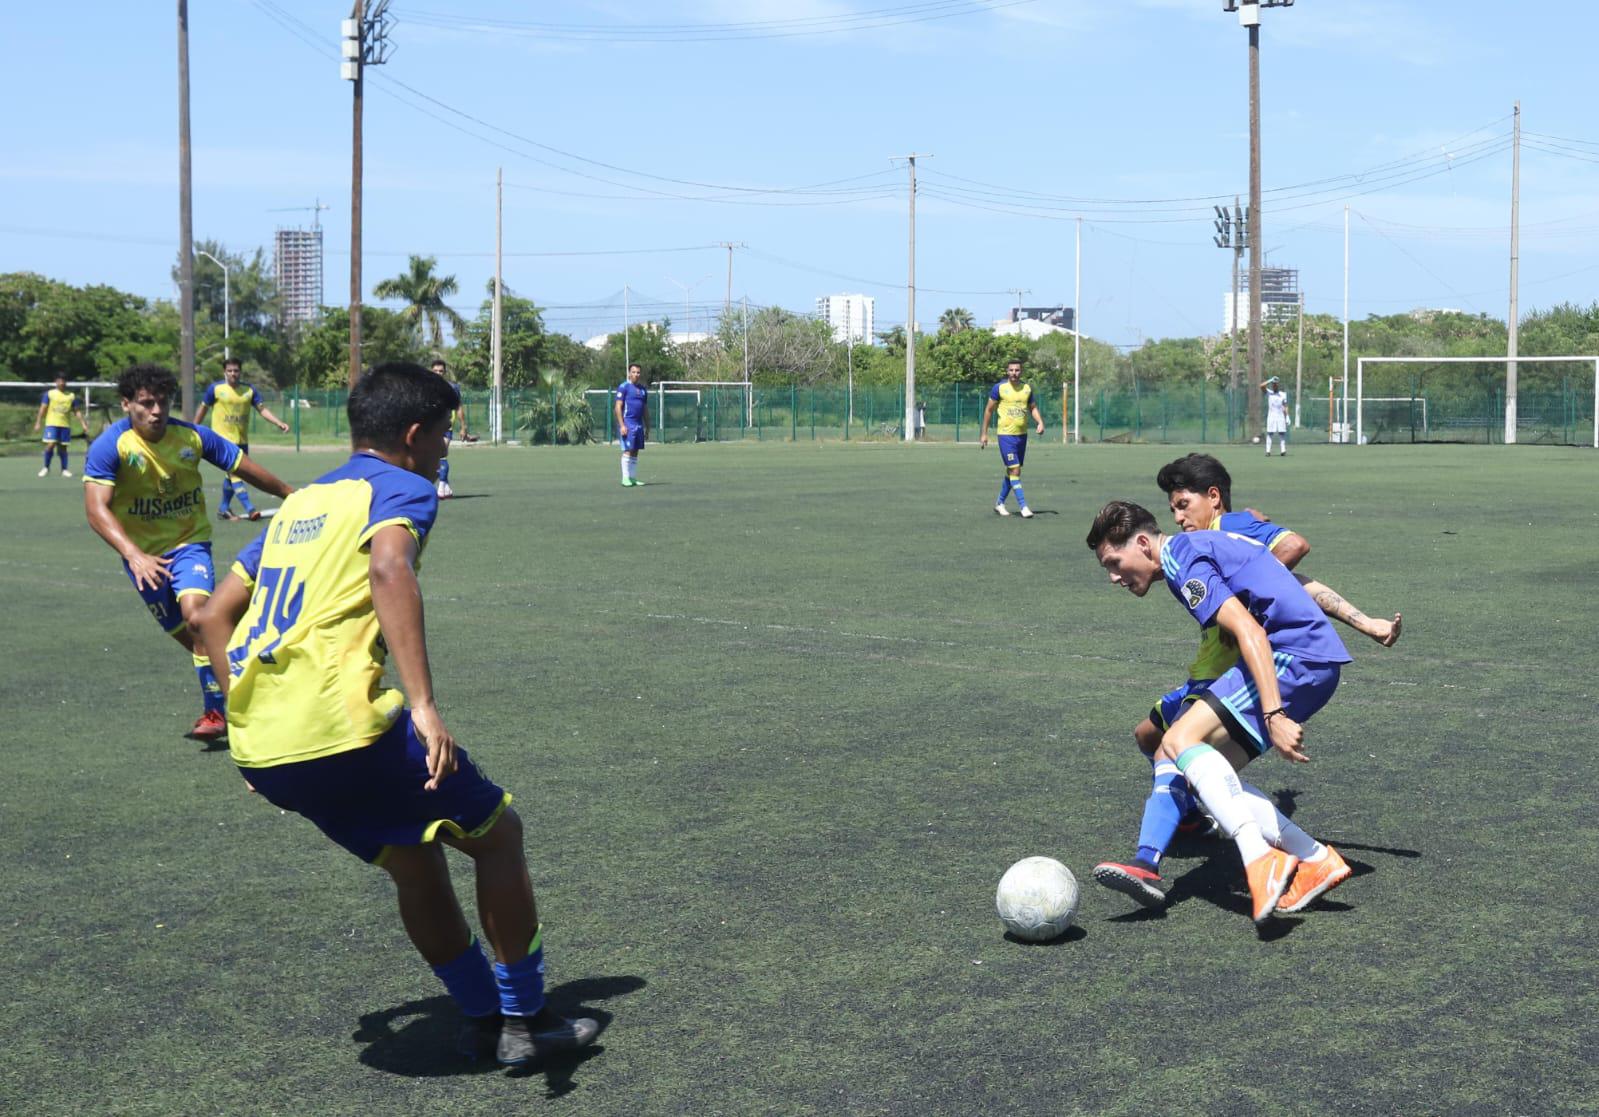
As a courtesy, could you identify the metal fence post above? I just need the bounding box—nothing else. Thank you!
[791,383,797,442]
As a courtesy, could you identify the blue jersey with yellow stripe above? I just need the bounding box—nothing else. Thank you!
[224,452,439,769]
[83,418,240,554]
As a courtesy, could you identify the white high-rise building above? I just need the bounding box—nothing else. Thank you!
[275,227,324,326]
[1222,266,1300,334]
[816,293,875,344]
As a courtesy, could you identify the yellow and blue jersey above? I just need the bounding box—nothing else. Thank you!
[1186,511,1297,680]
[83,418,241,555]
[988,381,1035,436]
[224,453,439,770]
[202,380,265,444]
[42,388,80,428]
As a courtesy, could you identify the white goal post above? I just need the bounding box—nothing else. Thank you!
[586,387,705,443]
[657,379,754,426]
[1355,356,1598,448]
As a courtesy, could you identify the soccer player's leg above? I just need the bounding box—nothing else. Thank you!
[232,445,259,518]
[171,544,227,741]
[437,430,454,497]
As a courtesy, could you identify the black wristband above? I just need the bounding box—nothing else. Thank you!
[1262,707,1285,719]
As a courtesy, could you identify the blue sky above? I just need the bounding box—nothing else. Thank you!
[6,1,1599,347]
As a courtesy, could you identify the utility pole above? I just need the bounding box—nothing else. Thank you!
[1007,288,1030,321]
[1506,101,1521,445]
[342,1,393,387]
[623,284,630,369]
[492,166,503,444]
[1294,289,1304,428]
[1342,203,1350,442]
[891,153,930,443]
[177,0,196,419]
[1073,215,1081,445]
[717,241,744,318]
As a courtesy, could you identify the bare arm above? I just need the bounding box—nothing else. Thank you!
[33,400,47,430]
[231,454,294,499]
[1214,596,1306,762]
[196,572,253,700]
[455,403,469,438]
[256,404,291,432]
[1271,533,1311,570]
[193,403,211,426]
[1297,575,1402,646]
[978,399,997,446]
[1030,403,1045,436]
[75,406,92,436]
[614,396,627,435]
[369,524,456,790]
[84,483,170,591]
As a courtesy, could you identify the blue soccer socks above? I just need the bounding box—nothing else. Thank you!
[432,937,499,1018]
[193,654,224,714]
[234,484,257,515]
[1136,760,1196,867]
[438,457,451,485]
[1010,481,1027,509]
[997,478,1013,504]
[218,475,235,515]
[492,926,547,1018]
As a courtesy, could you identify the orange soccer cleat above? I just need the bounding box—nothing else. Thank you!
[186,709,229,744]
[1245,848,1299,924]
[1277,846,1352,914]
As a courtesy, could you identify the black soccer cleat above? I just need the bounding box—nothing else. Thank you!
[496,1011,600,1066]
[1093,860,1168,909]
[455,1012,502,1061]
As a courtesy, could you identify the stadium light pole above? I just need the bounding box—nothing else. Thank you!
[891,153,930,443]
[195,250,229,361]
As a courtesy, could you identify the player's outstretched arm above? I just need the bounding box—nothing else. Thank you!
[196,572,252,700]
[256,404,291,433]
[1296,575,1402,646]
[83,483,171,590]
[368,524,456,790]
[232,454,294,499]
[1214,596,1308,762]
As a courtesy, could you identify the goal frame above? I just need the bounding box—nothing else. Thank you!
[1355,356,1598,448]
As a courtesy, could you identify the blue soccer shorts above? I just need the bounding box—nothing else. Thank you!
[240,709,511,865]
[43,425,72,443]
[1152,678,1212,732]
[1198,654,1342,758]
[124,541,214,634]
[997,434,1027,471]
[620,426,646,452]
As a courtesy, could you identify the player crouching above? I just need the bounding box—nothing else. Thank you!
[197,362,597,1065]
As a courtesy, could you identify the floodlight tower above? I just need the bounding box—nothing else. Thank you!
[1224,0,1291,442]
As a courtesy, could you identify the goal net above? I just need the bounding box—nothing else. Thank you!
[1353,357,1597,446]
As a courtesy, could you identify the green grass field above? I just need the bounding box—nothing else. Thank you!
[3,440,1596,1116]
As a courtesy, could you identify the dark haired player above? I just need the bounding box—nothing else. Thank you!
[196,361,597,1066]
[33,372,92,477]
[83,365,293,743]
[193,357,291,521]
[614,362,648,486]
[1087,500,1358,924]
[978,359,1043,518]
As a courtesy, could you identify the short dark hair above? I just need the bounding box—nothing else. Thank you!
[1005,358,1023,368]
[348,361,460,449]
[223,357,242,371]
[117,364,179,402]
[627,362,642,372]
[1086,500,1160,551]
[430,359,446,370]
[1155,453,1232,512]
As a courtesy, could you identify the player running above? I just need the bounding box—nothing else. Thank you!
[193,357,291,520]
[1094,453,1400,910]
[83,364,293,744]
[614,361,649,487]
[34,373,92,477]
[195,361,598,1066]
[1088,500,1363,925]
[430,359,467,499]
[1261,376,1290,456]
[978,359,1044,518]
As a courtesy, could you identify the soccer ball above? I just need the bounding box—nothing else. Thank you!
[995,856,1079,941]
[1251,435,1261,444]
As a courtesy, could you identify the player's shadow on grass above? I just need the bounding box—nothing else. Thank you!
[1003,925,1088,946]
[352,974,645,1096]
[442,493,493,500]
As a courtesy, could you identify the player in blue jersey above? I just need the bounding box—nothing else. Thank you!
[430,359,467,499]
[33,373,92,477]
[1095,453,1401,909]
[193,358,292,521]
[614,362,649,487]
[83,365,293,743]
[195,361,597,1065]
[979,359,1045,518]
[1087,500,1360,924]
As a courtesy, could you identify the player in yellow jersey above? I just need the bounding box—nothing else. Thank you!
[83,365,294,744]
[978,359,1045,518]
[33,373,92,477]
[195,361,597,1066]
[193,357,290,521]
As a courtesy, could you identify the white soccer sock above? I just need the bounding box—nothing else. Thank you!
[1240,780,1325,861]
[621,455,629,479]
[1179,747,1270,863]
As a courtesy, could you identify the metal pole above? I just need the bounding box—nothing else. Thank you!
[1073,215,1081,445]
[742,295,751,426]
[623,284,630,369]
[348,0,365,388]
[1342,204,1350,444]
[492,166,503,444]
[1246,17,1264,444]
[1230,197,1241,438]
[847,331,854,430]
[1506,101,1521,445]
[904,155,920,443]
[1294,291,1303,428]
[177,0,196,419]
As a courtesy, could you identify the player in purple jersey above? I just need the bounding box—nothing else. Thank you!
[614,362,649,487]
[1087,500,1359,925]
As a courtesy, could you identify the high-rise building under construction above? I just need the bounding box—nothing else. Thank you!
[274,226,323,326]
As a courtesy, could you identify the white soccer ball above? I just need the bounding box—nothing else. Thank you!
[996,856,1079,941]
[1252,435,1261,444]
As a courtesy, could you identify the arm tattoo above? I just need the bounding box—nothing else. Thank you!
[1313,587,1367,625]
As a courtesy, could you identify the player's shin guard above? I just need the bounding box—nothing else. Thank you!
[1135,761,1195,867]
[235,483,257,514]
[193,654,224,714]
[492,925,547,1018]
[1175,745,1269,864]
[997,478,1012,504]
[432,937,500,1018]
[219,475,235,513]
[438,457,451,485]
[43,446,54,469]
[1010,481,1027,509]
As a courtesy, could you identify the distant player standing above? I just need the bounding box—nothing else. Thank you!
[193,357,291,520]
[1261,376,1290,456]
[195,362,598,1065]
[33,372,91,477]
[83,364,293,743]
[978,359,1044,518]
[614,362,649,487]
[430,359,467,499]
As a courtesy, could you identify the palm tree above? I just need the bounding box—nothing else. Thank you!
[939,307,975,334]
[372,255,465,349]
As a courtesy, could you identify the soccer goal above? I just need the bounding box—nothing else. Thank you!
[0,380,120,449]
[587,386,709,444]
[1353,356,1598,446]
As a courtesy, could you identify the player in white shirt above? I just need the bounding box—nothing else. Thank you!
[1261,376,1290,456]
